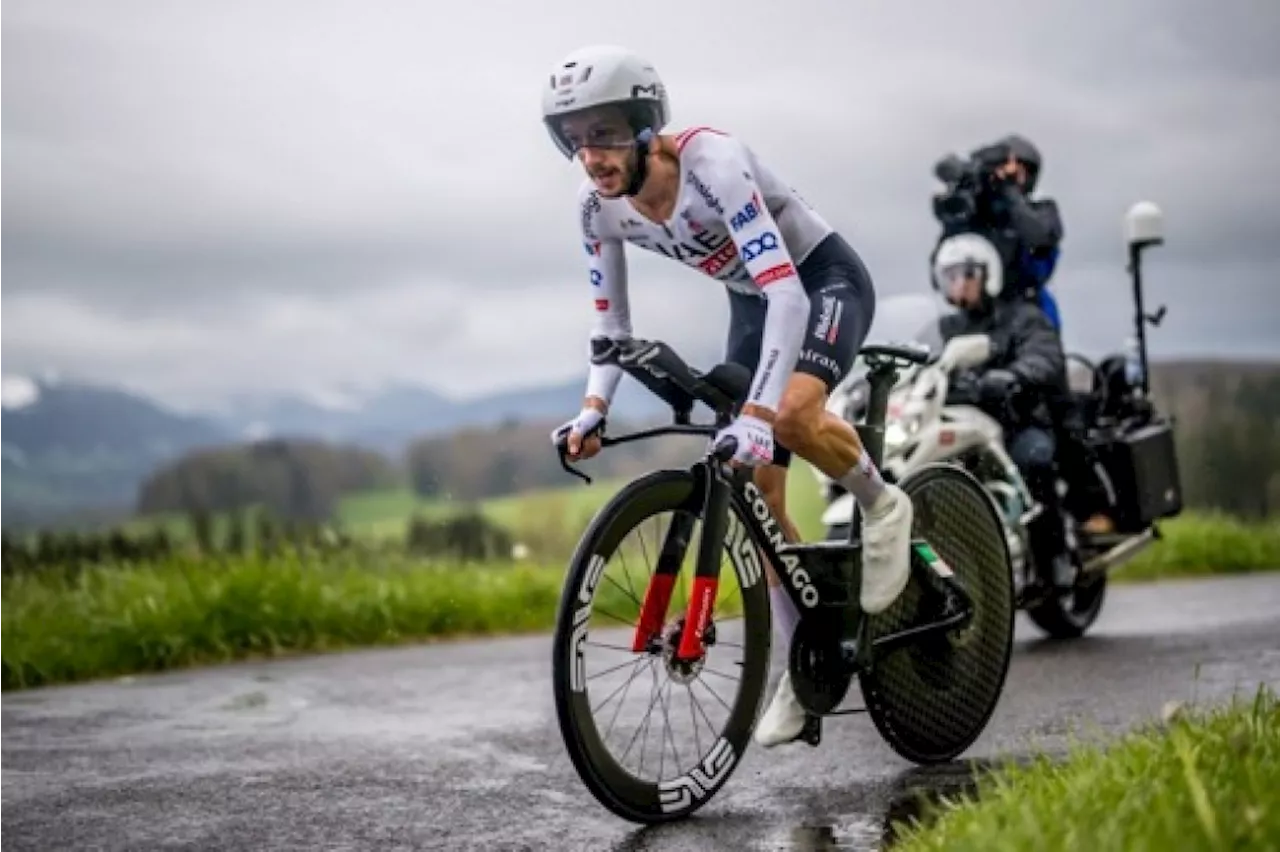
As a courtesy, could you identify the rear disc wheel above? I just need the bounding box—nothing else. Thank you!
[859,463,1016,764]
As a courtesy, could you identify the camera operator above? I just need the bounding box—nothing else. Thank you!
[930,134,1065,328]
[931,234,1078,594]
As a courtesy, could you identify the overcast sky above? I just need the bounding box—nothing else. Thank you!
[4,0,1278,411]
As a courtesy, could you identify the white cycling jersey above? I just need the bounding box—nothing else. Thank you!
[579,126,835,414]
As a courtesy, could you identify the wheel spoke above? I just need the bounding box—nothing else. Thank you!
[555,487,770,820]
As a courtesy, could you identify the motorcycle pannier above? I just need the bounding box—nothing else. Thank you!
[1095,419,1184,533]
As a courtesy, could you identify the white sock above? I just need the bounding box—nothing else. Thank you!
[769,583,800,659]
[835,451,888,512]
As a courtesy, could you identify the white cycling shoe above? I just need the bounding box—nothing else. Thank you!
[859,483,913,615]
[754,670,808,748]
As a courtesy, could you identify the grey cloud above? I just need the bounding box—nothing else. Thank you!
[3,0,1279,408]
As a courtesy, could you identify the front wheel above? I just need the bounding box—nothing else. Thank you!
[859,462,1016,764]
[551,469,772,824]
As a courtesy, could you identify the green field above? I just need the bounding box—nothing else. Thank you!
[890,684,1280,851]
[209,464,1280,585]
[124,463,832,548]
[127,464,1280,584]
[6,458,1279,691]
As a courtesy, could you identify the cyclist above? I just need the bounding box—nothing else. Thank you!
[543,44,914,748]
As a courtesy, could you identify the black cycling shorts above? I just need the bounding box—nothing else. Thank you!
[723,231,876,468]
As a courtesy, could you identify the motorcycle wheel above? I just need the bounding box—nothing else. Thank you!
[1025,570,1107,638]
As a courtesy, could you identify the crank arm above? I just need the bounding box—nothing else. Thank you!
[871,606,972,656]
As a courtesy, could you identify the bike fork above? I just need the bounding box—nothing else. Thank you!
[630,467,730,660]
[676,471,730,661]
[631,510,696,652]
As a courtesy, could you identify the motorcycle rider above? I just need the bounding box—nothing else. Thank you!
[931,134,1065,329]
[541,45,915,748]
[932,234,1079,592]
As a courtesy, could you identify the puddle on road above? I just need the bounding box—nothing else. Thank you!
[762,758,1016,851]
[876,761,992,849]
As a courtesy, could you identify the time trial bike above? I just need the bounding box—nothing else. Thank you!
[549,336,1015,824]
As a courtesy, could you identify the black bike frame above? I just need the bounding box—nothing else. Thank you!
[566,349,916,663]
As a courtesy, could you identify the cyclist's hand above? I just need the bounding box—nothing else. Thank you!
[551,407,605,462]
[714,413,774,467]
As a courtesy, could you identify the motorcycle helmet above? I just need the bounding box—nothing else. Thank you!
[932,232,1005,301]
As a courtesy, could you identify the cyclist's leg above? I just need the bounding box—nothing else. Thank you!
[752,233,903,748]
[770,234,912,615]
[771,233,879,494]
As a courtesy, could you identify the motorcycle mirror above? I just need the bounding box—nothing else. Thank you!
[1125,201,1164,249]
[939,334,993,372]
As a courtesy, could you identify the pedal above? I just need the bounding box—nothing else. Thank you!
[799,714,823,747]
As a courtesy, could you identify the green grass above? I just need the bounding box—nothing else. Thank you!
[1,550,571,691]
[1,524,748,692]
[889,684,1280,851]
[1115,511,1280,583]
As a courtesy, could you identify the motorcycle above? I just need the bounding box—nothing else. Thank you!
[812,201,1185,638]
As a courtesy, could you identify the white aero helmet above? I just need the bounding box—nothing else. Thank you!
[541,45,671,160]
[932,232,1004,298]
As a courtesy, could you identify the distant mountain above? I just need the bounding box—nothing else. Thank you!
[0,371,672,529]
[212,375,671,453]
[2,377,234,527]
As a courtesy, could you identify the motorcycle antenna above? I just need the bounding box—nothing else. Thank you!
[1124,201,1166,397]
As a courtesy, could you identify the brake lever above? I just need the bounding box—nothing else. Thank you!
[712,435,739,464]
[557,443,593,485]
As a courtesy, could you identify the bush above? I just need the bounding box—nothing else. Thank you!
[405,508,515,562]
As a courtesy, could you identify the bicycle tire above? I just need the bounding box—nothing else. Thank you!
[859,462,1016,764]
[551,468,772,823]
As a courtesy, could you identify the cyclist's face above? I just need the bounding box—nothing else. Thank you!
[558,107,636,197]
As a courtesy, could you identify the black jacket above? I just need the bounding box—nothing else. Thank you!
[938,297,1069,430]
[934,185,1064,299]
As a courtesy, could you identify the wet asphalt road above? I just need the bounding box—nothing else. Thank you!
[4,572,1280,852]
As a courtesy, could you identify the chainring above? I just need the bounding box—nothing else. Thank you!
[788,618,854,715]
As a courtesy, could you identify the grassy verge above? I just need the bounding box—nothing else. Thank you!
[1114,511,1280,583]
[889,684,1280,851]
[1,551,569,691]
[0,537,701,692]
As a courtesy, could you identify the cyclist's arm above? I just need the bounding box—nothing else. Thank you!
[693,143,809,416]
[578,186,631,413]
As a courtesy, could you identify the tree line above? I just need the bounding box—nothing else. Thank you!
[2,506,518,577]
[136,437,401,520]
[1165,370,1280,520]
